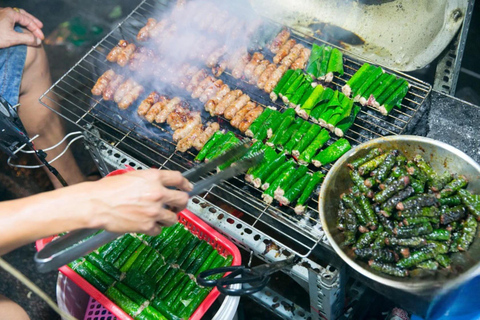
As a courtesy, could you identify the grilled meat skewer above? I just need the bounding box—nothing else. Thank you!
[117,43,137,67]
[205,84,230,114]
[199,79,223,104]
[230,102,256,128]
[107,40,128,62]
[137,18,157,41]
[145,97,168,123]
[224,94,251,120]
[214,89,242,116]
[103,74,125,101]
[273,39,296,64]
[177,124,204,152]
[239,106,263,132]
[118,84,144,110]
[156,97,182,123]
[91,69,115,96]
[173,112,201,141]
[193,122,220,150]
[243,52,264,80]
[291,47,311,70]
[270,28,290,54]
[191,76,215,99]
[281,44,304,68]
[113,79,136,103]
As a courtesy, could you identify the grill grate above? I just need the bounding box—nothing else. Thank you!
[40,0,431,257]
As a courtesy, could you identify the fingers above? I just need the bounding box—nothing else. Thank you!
[18,9,43,29]
[161,188,190,212]
[156,170,193,192]
[11,10,44,40]
[156,208,179,227]
[8,30,41,47]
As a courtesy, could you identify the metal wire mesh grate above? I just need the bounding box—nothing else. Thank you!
[40,0,431,257]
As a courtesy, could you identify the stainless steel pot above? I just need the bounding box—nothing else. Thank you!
[319,135,480,297]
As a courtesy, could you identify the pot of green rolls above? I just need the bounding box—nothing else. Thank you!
[319,135,480,295]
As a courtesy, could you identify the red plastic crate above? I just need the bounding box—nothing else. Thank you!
[36,167,241,320]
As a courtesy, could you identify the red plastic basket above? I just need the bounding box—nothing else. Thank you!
[36,167,241,320]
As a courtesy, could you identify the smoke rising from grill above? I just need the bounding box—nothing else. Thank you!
[132,0,278,94]
[91,0,280,141]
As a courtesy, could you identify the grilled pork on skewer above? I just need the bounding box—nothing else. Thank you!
[145,97,168,123]
[230,102,256,128]
[138,92,162,116]
[167,105,192,130]
[205,84,230,114]
[264,65,287,93]
[186,70,208,92]
[224,94,250,120]
[273,39,296,64]
[113,79,136,103]
[179,65,199,89]
[193,122,220,150]
[231,51,250,79]
[250,60,269,85]
[191,76,215,99]
[257,63,277,89]
[117,43,137,67]
[212,60,228,77]
[91,69,115,96]
[214,89,242,116]
[199,39,219,62]
[149,19,168,39]
[118,84,144,110]
[137,18,157,41]
[243,52,264,80]
[291,47,311,70]
[199,79,223,104]
[107,40,128,62]
[172,112,201,141]
[156,97,182,123]
[103,74,125,101]
[281,44,304,68]
[270,28,290,54]
[206,46,227,68]
[177,123,203,152]
[239,106,263,132]
[129,47,154,71]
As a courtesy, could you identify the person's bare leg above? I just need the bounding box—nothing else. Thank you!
[0,294,30,320]
[17,39,85,188]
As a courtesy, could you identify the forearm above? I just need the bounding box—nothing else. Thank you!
[0,186,92,256]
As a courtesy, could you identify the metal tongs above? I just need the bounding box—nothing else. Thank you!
[197,256,300,296]
[35,139,263,273]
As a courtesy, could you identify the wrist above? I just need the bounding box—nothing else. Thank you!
[45,182,96,230]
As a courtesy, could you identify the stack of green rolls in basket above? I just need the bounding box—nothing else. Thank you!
[69,223,233,319]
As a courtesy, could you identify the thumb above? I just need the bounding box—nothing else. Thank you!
[9,30,42,47]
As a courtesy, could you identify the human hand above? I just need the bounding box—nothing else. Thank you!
[76,169,192,236]
[0,7,44,48]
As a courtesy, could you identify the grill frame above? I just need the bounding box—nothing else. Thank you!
[39,0,432,260]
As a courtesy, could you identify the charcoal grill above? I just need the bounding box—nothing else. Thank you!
[39,0,432,318]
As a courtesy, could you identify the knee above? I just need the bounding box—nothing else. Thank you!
[0,295,30,320]
[19,29,50,96]
[24,42,49,78]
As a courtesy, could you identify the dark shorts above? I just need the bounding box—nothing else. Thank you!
[0,26,27,107]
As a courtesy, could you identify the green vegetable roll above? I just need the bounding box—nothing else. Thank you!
[295,172,325,214]
[298,129,331,165]
[312,138,352,167]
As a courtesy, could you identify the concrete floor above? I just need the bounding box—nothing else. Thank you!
[0,1,479,320]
